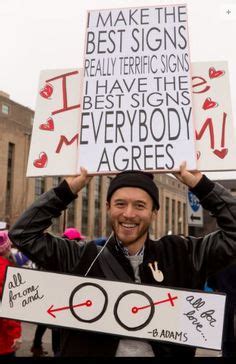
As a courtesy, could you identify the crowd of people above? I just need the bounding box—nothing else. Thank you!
[0,164,236,357]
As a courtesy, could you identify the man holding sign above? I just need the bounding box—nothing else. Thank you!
[8,163,236,357]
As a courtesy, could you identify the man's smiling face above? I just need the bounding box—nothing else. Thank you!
[106,187,156,254]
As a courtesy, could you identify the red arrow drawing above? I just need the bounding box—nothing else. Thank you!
[132,293,178,314]
[47,300,92,318]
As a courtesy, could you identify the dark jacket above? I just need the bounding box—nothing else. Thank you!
[208,264,236,304]
[8,176,236,357]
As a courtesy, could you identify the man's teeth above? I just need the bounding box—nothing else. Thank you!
[121,223,136,228]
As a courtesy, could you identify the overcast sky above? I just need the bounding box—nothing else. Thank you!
[1,0,235,179]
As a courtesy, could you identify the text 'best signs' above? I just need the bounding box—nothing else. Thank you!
[0,267,226,350]
[79,5,196,173]
[27,4,197,177]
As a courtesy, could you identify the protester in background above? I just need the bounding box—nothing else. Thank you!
[11,247,36,269]
[30,324,49,357]
[0,230,22,357]
[94,237,107,246]
[208,265,236,358]
[62,227,85,242]
[8,164,236,357]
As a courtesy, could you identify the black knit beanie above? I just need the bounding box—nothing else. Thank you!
[106,170,160,210]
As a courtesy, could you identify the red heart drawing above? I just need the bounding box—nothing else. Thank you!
[202,97,218,110]
[213,148,228,159]
[39,83,53,99]
[39,117,54,131]
[33,152,48,168]
[196,151,201,160]
[209,67,225,79]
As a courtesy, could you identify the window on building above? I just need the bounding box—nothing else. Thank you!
[106,210,112,237]
[172,199,176,234]
[52,176,61,187]
[183,202,187,235]
[2,103,9,114]
[5,143,15,213]
[82,184,89,236]
[177,201,182,234]
[35,177,45,198]
[165,197,170,234]
[106,176,113,237]
[67,200,75,228]
[94,176,102,238]
[51,177,62,233]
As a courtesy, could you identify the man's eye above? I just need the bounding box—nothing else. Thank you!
[115,202,125,207]
[136,204,145,209]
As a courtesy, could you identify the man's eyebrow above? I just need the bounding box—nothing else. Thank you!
[113,198,147,204]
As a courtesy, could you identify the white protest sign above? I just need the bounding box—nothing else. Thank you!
[26,69,83,177]
[192,61,236,171]
[26,60,235,177]
[0,266,225,350]
[78,4,196,173]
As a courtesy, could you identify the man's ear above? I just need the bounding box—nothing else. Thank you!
[152,209,158,219]
[106,201,110,211]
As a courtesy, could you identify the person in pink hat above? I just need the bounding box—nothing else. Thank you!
[0,230,22,357]
[62,227,85,241]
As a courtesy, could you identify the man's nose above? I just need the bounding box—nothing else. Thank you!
[123,205,136,218]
